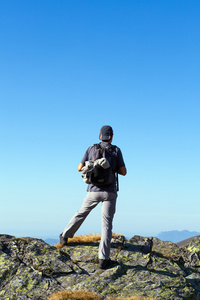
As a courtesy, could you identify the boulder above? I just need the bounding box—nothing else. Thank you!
[1,234,200,299]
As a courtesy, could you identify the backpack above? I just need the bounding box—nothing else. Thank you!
[83,143,118,188]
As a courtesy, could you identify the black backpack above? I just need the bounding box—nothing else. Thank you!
[87,143,118,189]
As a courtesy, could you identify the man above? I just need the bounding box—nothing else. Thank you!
[60,125,127,269]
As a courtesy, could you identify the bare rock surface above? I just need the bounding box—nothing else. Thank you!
[1,234,200,299]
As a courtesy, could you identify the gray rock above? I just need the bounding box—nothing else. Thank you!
[1,234,200,299]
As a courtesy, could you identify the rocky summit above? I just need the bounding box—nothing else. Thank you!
[1,234,200,300]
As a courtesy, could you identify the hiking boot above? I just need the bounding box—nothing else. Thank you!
[59,233,68,245]
[99,258,117,269]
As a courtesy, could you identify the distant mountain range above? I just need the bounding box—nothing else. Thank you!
[156,230,200,243]
[43,230,200,245]
[44,238,59,245]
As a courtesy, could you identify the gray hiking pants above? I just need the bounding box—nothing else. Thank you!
[62,191,117,260]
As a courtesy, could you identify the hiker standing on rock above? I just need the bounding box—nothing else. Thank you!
[60,125,127,269]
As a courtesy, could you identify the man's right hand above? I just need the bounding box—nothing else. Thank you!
[118,166,127,176]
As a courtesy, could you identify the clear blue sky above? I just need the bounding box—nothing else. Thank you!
[0,0,199,239]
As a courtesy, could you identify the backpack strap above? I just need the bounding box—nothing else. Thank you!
[89,144,104,161]
[116,172,119,192]
[100,143,119,191]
